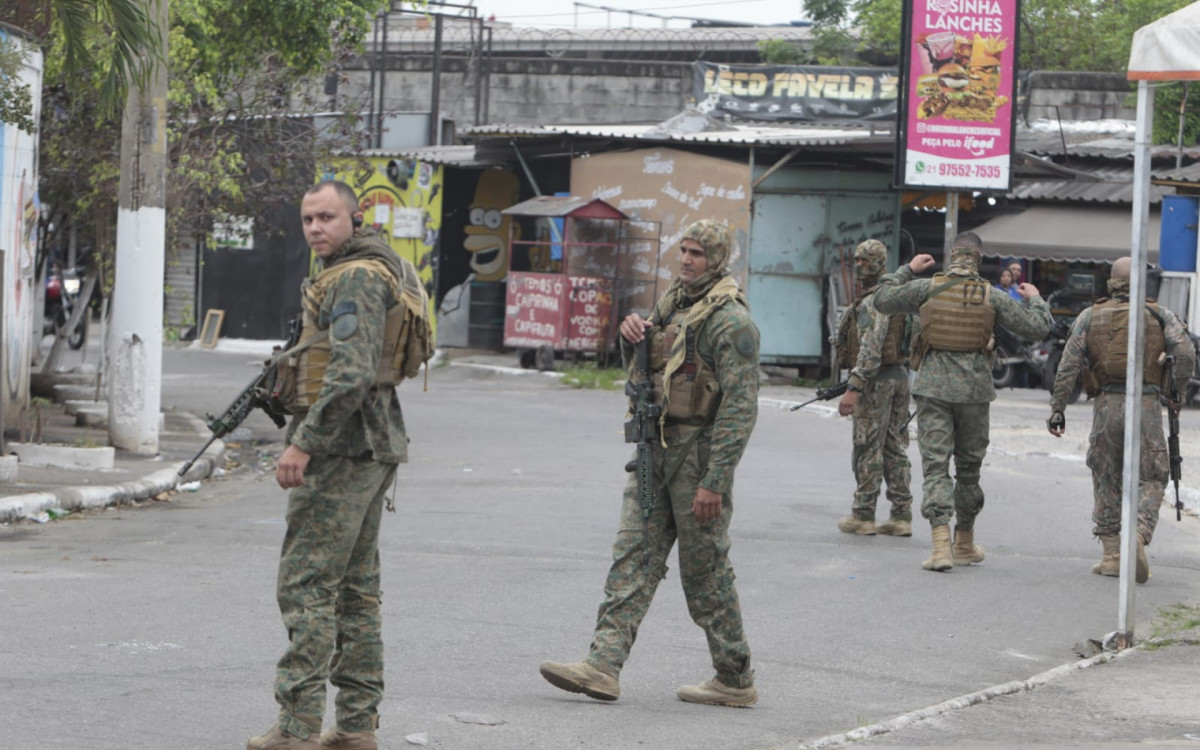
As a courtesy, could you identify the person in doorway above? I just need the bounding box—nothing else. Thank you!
[994,268,1022,301]
[248,179,430,750]
[1007,260,1024,285]
[872,232,1051,572]
[539,220,761,707]
[1047,256,1193,583]
[835,239,916,538]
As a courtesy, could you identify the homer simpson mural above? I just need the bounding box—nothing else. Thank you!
[436,167,520,347]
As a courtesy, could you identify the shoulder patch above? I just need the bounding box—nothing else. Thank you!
[733,325,758,360]
[332,314,359,340]
[332,300,358,320]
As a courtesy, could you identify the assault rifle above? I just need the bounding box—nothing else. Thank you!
[177,320,299,478]
[623,335,660,567]
[790,380,849,412]
[1162,354,1184,521]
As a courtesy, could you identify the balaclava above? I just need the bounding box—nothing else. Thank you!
[653,220,732,322]
[853,239,887,295]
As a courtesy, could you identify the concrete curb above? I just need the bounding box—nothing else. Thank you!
[796,647,1137,749]
[0,412,224,524]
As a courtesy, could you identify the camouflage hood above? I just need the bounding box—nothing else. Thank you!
[653,220,733,323]
[324,228,407,284]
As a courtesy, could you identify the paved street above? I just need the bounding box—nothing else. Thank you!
[2,344,1199,749]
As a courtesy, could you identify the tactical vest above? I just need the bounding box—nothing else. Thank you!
[272,257,433,414]
[918,274,996,353]
[1084,298,1166,388]
[647,319,721,425]
[837,298,907,370]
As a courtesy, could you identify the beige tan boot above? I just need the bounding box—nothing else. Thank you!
[1092,534,1120,577]
[922,525,953,571]
[248,722,320,750]
[1135,533,1150,584]
[876,518,912,536]
[838,516,876,535]
[319,728,377,750]
[952,527,985,564]
[676,677,758,707]
[539,660,620,701]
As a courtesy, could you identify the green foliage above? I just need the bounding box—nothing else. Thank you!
[1019,0,1191,73]
[0,38,36,133]
[758,39,806,65]
[561,363,626,390]
[1145,603,1200,648]
[39,0,395,292]
[50,0,162,118]
[853,0,902,64]
[1153,83,1200,149]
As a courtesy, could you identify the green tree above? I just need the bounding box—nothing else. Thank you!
[0,1,159,125]
[757,38,806,64]
[37,0,393,290]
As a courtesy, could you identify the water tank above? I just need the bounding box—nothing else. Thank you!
[1159,194,1199,272]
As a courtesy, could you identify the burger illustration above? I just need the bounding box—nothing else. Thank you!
[937,63,970,94]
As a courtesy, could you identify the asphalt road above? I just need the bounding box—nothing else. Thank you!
[2,344,1199,750]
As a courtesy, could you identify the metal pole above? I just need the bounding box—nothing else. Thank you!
[1117,79,1155,646]
[943,192,959,255]
[430,13,444,146]
[377,8,389,148]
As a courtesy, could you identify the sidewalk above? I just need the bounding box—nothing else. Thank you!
[0,375,223,524]
[4,347,1200,748]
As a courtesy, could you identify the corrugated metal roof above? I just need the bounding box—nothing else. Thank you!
[1016,132,1200,161]
[501,195,625,218]
[1007,164,1174,204]
[1154,162,1200,184]
[357,145,502,167]
[464,121,893,147]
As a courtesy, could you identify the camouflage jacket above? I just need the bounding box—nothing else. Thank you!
[873,265,1052,403]
[287,233,409,463]
[1051,301,1195,414]
[622,293,760,495]
[846,289,916,391]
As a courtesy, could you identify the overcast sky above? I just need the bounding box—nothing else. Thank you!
[450,0,808,29]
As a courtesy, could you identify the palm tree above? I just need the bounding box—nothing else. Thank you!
[0,0,160,119]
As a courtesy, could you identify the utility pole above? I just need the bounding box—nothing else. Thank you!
[109,0,168,454]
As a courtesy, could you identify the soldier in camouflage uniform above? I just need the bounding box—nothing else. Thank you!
[540,220,761,707]
[1047,256,1194,583]
[248,181,413,750]
[836,239,916,537]
[873,233,1051,572]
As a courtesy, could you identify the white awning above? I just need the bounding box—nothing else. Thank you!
[1128,1,1200,80]
[971,205,1160,264]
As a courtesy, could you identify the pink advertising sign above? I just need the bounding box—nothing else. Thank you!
[900,0,1019,191]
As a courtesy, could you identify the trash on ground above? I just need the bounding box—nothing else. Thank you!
[404,733,429,746]
[451,712,505,726]
[178,481,202,492]
[46,508,70,520]
[25,512,50,523]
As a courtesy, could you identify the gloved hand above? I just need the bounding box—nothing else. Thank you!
[1047,411,1065,437]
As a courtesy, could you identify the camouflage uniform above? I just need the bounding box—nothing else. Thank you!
[272,230,411,739]
[841,240,915,524]
[1050,294,1193,544]
[873,255,1051,529]
[585,220,760,690]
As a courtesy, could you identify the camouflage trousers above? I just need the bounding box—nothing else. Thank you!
[1086,392,1168,542]
[915,396,989,529]
[850,375,913,521]
[274,454,397,738]
[586,429,753,688]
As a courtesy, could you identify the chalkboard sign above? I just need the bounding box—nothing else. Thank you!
[199,309,225,348]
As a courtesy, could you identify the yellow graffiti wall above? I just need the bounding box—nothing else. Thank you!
[328,158,443,328]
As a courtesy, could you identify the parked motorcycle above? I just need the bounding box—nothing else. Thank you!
[991,324,1046,390]
[44,265,88,350]
[1039,289,1088,404]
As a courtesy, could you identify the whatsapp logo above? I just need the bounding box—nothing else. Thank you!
[914,161,926,173]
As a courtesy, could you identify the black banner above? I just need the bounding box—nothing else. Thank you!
[693,62,899,122]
